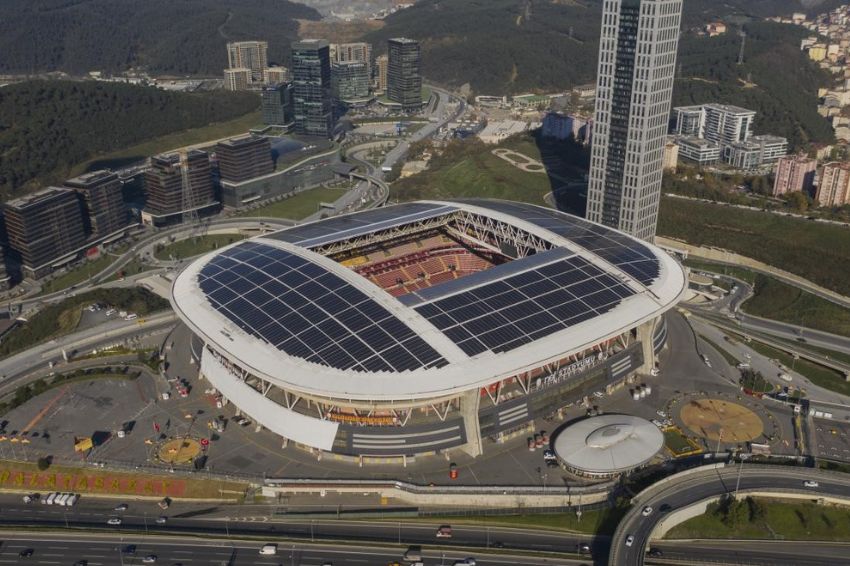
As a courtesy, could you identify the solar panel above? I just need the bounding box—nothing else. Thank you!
[458,199,662,285]
[415,254,637,356]
[198,241,447,372]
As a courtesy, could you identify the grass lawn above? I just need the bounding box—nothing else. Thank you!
[659,197,850,297]
[235,187,347,220]
[111,258,154,281]
[0,460,247,501]
[38,255,116,295]
[666,498,850,541]
[72,111,261,175]
[422,506,627,536]
[684,258,850,338]
[664,429,699,456]
[699,334,741,367]
[392,140,553,204]
[747,340,850,396]
[155,234,245,261]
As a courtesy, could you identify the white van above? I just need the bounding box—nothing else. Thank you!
[44,492,58,505]
[55,493,69,506]
[259,544,277,555]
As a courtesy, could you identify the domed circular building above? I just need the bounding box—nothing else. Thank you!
[552,414,664,478]
[171,199,685,458]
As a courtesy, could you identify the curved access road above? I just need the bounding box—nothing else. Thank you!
[609,464,850,566]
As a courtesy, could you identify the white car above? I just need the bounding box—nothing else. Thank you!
[642,506,653,516]
[803,480,819,488]
[156,516,167,524]
[656,410,667,418]
[107,517,122,526]
[142,556,157,564]
[625,535,634,547]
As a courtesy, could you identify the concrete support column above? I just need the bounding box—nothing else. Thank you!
[459,390,483,458]
[637,318,658,375]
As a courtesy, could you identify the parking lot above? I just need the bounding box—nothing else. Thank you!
[814,419,850,461]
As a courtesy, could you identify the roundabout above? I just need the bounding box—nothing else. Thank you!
[679,398,763,444]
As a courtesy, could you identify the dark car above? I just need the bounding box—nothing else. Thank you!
[648,548,663,557]
[19,549,34,558]
[122,544,136,555]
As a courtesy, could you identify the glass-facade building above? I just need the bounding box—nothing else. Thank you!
[587,0,683,241]
[387,38,422,112]
[292,39,334,138]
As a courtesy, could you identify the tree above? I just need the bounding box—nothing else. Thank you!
[784,191,811,212]
[37,457,51,471]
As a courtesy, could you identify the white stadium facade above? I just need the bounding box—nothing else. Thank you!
[171,200,686,458]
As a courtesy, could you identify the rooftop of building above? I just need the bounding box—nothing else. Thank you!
[4,186,75,210]
[388,37,419,45]
[64,169,117,187]
[703,102,757,115]
[217,134,269,149]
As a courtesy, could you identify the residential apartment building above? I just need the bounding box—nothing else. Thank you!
[143,150,214,222]
[816,161,850,206]
[227,41,269,82]
[261,82,294,126]
[330,42,372,73]
[375,54,389,93]
[3,187,87,279]
[292,39,334,138]
[215,135,274,183]
[263,66,290,84]
[587,0,684,240]
[387,38,422,112]
[723,135,789,170]
[63,170,128,237]
[662,138,679,171]
[224,68,252,91]
[772,154,817,196]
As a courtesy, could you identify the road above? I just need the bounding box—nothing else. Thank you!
[647,540,850,566]
[609,464,850,566]
[0,532,591,566]
[0,493,594,558]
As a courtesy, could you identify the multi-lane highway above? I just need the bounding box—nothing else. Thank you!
[646,540,850,566]
[609,464,850,565]
[0,532,591,566]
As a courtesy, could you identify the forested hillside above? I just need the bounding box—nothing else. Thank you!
[0,81,259,198]
[674,21,835,148]
[0,0,319,76]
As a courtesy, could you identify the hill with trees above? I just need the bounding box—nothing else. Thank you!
[673,21,835,148]
[0,0,319,76]
[0,81,259,198]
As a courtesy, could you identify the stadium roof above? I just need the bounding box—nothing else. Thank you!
[171,200,687,401]
[552,415,664,474]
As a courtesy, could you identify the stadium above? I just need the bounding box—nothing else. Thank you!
[171,200,687,458]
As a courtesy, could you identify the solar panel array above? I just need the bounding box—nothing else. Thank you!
[414,254,636,357]
[266,202,456,248]
[460,200,661,286]
[197,241,447,373]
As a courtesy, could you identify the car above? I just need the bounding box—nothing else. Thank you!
[74,561,88,566]
[543,449,556,461]
[114,503,129,511]
[546,459,559,468]
[142,555,157,563]
[436,525,453,538]
[107,517,122,525]
[804,480,819,488]
[625,535,634,547]
[452,560,476,566]
[656,410,667,418]
[259,543,278,555]
[647,548,663,557]
[641,506,653,516]
[122,545,136,555]
[156,516,167,524]
[19,549,34,558]
[321,563,333,566]
[650,368,660,377]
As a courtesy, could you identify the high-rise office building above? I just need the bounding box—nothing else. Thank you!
[227,41,268,82]
[387,38,422,112]
[332,60,371,109]
[64,170,128,237]
[224,68,252,91]
[375,54,389,93]
[816,161,850,206]
[587,0,683,241]
[261,82,294,126]
[292,39,334,138]
[215,135,274,183]
[4,187,87,279]
[773,154,817,197]
[144,150,214,218]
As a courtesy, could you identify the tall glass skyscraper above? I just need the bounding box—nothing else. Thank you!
[586,0,682,241]
[292,39,334,138]
[387,38,422,112]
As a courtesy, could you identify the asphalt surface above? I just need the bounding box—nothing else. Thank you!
[609,464,850,566]
[0,495,594,557]
[647,540,850,566]
[0,532,591,566]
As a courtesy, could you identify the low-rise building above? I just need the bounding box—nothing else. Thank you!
[662,138,679,171]
[215,135,274,184]
[478,120,529,144]
[723,135,787,170]
[675,135,720,165]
